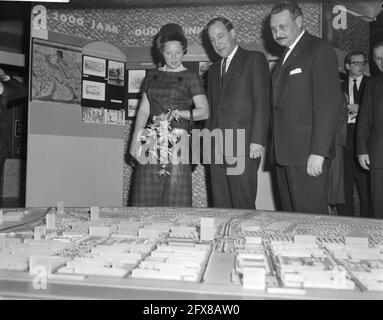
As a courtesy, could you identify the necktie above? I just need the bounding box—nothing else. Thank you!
[353,79,359,104]
[221,57,227,85]
[282,47,290,65]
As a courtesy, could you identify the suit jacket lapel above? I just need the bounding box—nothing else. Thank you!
[221,46,243,90]
[271,59,283,106]
[343,77,349,94]
[281,32,308,72]
[273,32,310,106]
[272,59,283,84]
[360,75,368,93]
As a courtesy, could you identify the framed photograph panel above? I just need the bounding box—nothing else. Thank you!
[127,99,139,118]
[83,55,106,77]
[199,61,212,88]
[108,60,125,86]
[128,70,146,93]
[82,80,106,101]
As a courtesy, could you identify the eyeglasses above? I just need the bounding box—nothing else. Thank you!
[350,61,367,66]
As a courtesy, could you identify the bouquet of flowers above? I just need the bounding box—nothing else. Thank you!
[141,109,183,176]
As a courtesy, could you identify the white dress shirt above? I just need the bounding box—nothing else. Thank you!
[283,30,305,65]
[348,75,363,104]
[347,75,363,123]
[221,45,239,76]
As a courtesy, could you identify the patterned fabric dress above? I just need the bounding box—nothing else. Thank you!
[132,69,205,207]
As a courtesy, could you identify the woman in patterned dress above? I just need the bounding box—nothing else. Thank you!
[130,23,209,207]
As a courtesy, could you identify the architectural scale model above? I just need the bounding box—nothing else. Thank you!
[0,205,382,299]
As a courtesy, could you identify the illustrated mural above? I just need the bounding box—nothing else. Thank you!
[32,40,82,104]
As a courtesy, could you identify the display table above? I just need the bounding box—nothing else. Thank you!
[0,206,382,300]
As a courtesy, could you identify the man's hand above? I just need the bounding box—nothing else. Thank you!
[307,154,324,177]
[348,103,359,120]
[250,143,264,159]
[358,154,370,170]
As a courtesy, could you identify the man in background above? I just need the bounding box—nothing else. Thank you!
[357,42,383,219]
[337,51,370,217]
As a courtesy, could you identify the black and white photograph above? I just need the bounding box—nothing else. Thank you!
[127,98,139,117]
[83,55,106,78]
[198,61,212,87]
[108,60,125,86]
[82,80,106,101]
[128,69,146,93]
[2,0,383,304]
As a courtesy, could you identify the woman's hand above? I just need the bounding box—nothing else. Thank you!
[130,128,150,160]
[171,109,182,121]
[155,109,183,122]
[155,112,169,121]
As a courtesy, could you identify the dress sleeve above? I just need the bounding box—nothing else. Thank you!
[188,72,205,97]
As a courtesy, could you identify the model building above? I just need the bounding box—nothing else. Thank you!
[0,206,382,299]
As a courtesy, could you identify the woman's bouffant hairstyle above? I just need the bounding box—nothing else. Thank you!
[156,23,188,56]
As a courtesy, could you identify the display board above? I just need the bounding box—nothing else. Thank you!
[26,24,126,206]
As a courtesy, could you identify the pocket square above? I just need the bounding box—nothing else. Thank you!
[290,68,302,75]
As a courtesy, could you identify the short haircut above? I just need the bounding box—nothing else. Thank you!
[344,50,367,65]
[156,23,188,56]
[207,17,234,32]
[270,0,303,20]
[373,41,383,54]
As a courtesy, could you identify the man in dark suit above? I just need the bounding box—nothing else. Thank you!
[357,41,383,219]
[337,51,371,217]
[205,17,270,209]
[269,1,343,214]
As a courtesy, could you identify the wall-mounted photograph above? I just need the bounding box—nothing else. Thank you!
[31,39,82,104]
[108,60,125,86]
[82,80,106,101]
[83,55,106,78]
[199,61,212,87]
[128,70,146,93]
[127,99,139,117]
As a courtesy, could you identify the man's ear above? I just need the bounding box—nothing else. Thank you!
[229,28,236,39]
[345,63,350,72]
[295,15,303,29]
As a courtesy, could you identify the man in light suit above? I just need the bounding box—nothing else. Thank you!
[206,17,270,209]
[269,1,343,214]
[337,51,370,217]
[357,41,383,219]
